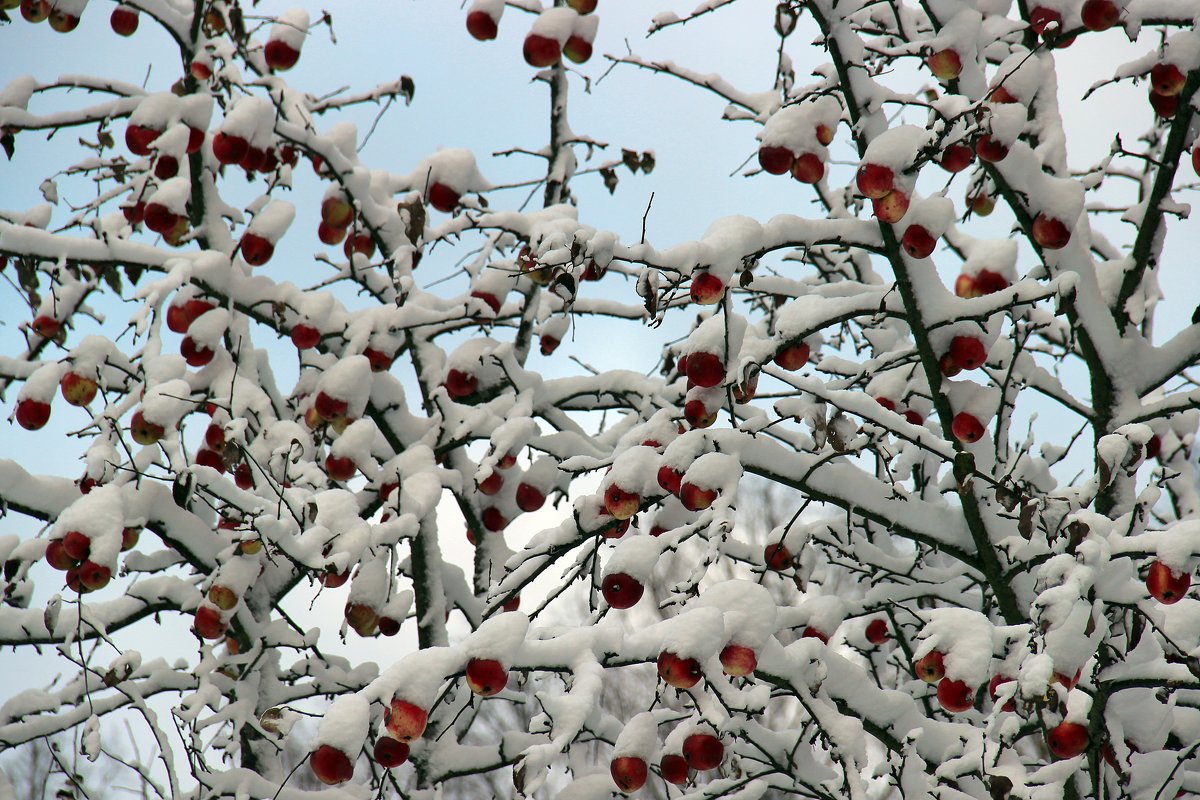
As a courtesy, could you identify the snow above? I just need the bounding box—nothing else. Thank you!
[247,200,296,243]
[605,534,663,583]
[914,608,994,687]
[693,580,777,647]
[315,693,369,753]
[269,8,310,51]
[612,710,661,757]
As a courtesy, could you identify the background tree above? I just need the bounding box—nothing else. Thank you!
[2,0,1200,799]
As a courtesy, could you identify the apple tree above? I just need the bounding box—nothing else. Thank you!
[2,0,1200,798]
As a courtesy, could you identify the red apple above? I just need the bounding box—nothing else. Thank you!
[601,572,644,609]
[1150,90,1179,118]
[802,626,829,643]
[466,10,498,41]
[523,33,561,67]
[181,336,214,367]
[186,127,205,154]
[926,48,962,80]
[952,412,986,444]
[325,454,357,482]
[122,201,146,226]
[110,6,139,36]
[310,744,354,785]
[444,369,478,399]
[1032,213,1071,249]
[657,651,702,689]
[610,756,648,793]
[901,224,937,258]
[377,616,401,635]
[130,410,165,445]
[856,163,895,199]
[193,605,227,639]
[320,568,349,589]
[1046,722,1089,759]
[143,203,180,235]
[686,351,725,388]
[791,152,825,184]
[45,540,78,570]
[657,465,683,496]
[238,146,266,172]
[659,754,689,785]
[208,584,238,611]
[121,526,140,551]
[968,193,995,217]
[478,471,503,496]
[386,698,428,742]
[1028,6,1062,36]
[915,650,945,683]
[872,190,910,223]
[815,122,835,146]
[124,124,159,155]
[758,145,794,175]
[689,272,725,305]
[604,484,640,520]
[989,674,1017,712]
[211,132,249,165]
[154,154,180,179]
[515,482,547,512]
[195,448,225,472]
[949,335,987,370]
[466,657,508,696]
[682,732,724,770]
[345,602,379,636]
[321,195,354,227]
[566,0,597,12]
[428,181,460,213]
[1081,0,1120,30]
[481,507,508,532]
[563,34,592,64]
[1151,63,1186,97]
[15,398,51,430]
[31,314,61,338]
[373,735,409,768]
[263,39,300,71]
[1147,560,1190,603]
[878,397,899,413]
[471,291,501,317]
[240,233,274,266]
[166,298,215,333]
[774,341,811,370]
[865,619,889,645]
[904,409,924,426]
[601,514,631,539]
[975,135,1009,163]
[1147,434,1163,459]
[539,335,560,356]
[939,353,962,378]
[719,643,758,676]
[62,530,91,561]
[937,678,975,712]
[291,324,321,350]
[764,542,792,571]
[938,144,974,173]
[364,347,394,372]
[975,269,1009,294]
[77,560,111,591]
[680,482,718,512]
[314,391,349,421]
[47,9,77,31]
[684,398,718,430]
